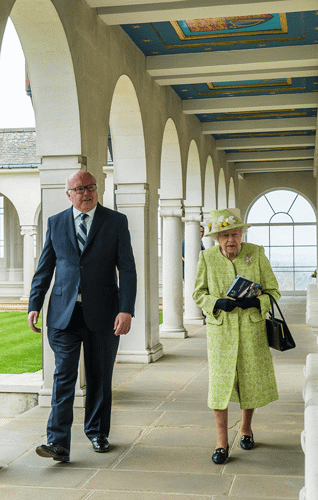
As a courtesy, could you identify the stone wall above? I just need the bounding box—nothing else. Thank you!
[0,128,39,166]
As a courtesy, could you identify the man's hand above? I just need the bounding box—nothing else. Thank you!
[28,311,41,333]
[114,312,132,336]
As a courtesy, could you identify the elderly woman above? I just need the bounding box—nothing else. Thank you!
[193,208,280,465]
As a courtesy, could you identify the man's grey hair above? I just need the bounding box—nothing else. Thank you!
[65,171,97,192]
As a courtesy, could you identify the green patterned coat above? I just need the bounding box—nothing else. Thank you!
[193,242,280,410]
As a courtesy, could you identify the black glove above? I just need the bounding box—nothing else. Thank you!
[214,298,238,312]
[236,297,260,310]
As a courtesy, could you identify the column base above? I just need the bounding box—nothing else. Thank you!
[160,325,188,339]
[116,343,164,363]
[38,388,86,408]
[184,316,206,325]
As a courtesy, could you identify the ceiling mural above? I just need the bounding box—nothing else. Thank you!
[122,11,313,55]
[112,6,318,175]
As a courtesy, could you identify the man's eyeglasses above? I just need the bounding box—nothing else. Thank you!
[69,184,97,194]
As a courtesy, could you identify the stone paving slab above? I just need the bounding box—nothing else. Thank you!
[0,464,96,488]
[0,487,89,500]
[230,474,304,498]
[90,492,211,500]
[0,297,311,499]
[83,469,233,495]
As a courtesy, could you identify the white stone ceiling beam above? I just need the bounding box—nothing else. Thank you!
[202,118,317,134]
[147,46,316,78]
[216,136,316,150]
[227,149,315,162]
[92,0,318,25]
[234,160,314,174]
[184,93,318,114]
[155,68,318,86]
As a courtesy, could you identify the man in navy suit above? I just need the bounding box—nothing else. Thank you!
[28,170,137,462]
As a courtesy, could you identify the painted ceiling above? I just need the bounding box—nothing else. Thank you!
[86,2,318,176]
[118,9,318,172]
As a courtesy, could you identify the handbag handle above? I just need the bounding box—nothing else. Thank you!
[262,292,287,324]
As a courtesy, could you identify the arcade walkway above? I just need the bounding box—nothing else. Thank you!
[0,297,312,499]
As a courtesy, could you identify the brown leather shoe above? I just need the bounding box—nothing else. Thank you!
[91,437,110,453]
[36,443,70,462]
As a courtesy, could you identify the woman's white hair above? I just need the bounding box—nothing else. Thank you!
[65,171,97,192]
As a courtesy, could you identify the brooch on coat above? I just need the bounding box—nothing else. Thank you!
[245,254,253,265]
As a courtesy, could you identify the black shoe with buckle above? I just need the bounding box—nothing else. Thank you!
[212,444,229,464]
[91,436,110,453]
[240,434,254,450]
[36,443,70,462]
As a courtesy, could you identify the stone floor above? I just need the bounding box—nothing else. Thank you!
[0,297,313,499]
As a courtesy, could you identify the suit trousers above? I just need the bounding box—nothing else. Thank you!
[47,302,119,451]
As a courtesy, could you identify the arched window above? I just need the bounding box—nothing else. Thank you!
[246,190,317,292]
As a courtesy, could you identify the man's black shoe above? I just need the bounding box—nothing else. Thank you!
[91,437,110,453]
[36,443,70,462]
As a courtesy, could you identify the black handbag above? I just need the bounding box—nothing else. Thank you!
[263,293,296,351]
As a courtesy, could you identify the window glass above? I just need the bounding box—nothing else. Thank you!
[295,271,315,291]
[294,247,317,267]
[294,226,317,246]
[246,226,269,246]
[270,213,292,224]
[289,195,316,222]
[274,272,294,291]
[247,190,317,291]
[270,246,293,268]
[265,190,297,213]
[269,225,293,246]
[247,197,273,223]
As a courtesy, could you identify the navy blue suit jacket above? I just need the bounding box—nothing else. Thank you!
[28,203,137,331]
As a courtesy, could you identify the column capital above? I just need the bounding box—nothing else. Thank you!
[20,225,37,237]
[182,206,202,223]
[115,183,149,208]
[159,199,183,218]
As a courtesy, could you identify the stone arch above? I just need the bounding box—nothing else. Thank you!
[0,173,40,227]
[9,0,81,156]
[203,156,216,212]
[228,177,236,207]
[0,193,23,291]
[185,140,202,207]
[109,74,147,184]
[217,168,227,208]
[159,118,182,199]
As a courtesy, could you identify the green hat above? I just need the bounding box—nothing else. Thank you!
[205,208,250,239]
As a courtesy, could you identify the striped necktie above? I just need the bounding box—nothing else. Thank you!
[77,213,89,253]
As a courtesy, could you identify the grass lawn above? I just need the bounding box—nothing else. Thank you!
[0,311,162,374]
[0,312,42,374]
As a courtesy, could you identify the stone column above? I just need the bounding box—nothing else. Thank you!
[20,225,37,300]
[159,199,187,338]
[183,207,205,324]
[115,183,163,362]
[38,155,86,407]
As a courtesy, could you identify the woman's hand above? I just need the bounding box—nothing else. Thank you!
[236,297,260,310]
[214,298,238,312]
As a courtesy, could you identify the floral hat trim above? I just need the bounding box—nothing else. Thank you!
[209,214,237,233]
[205,208,250,237]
